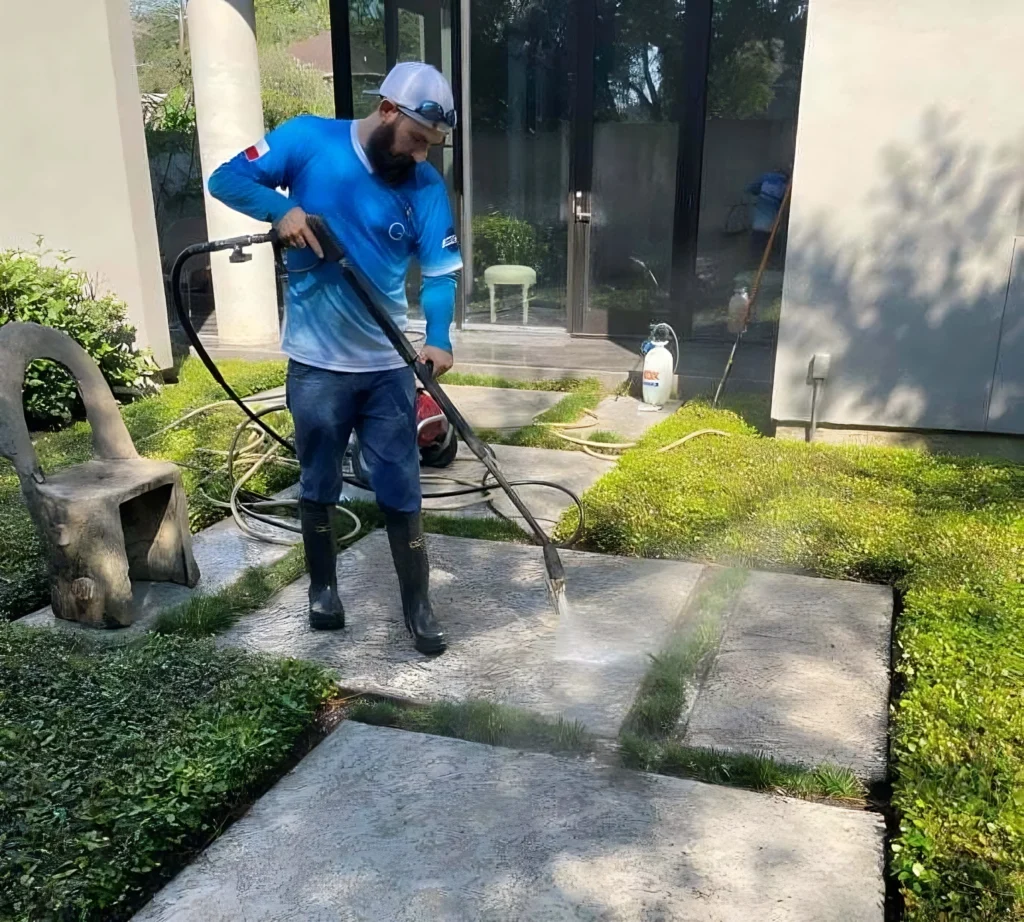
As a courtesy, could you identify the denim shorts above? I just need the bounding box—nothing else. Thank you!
[285,359,421,513]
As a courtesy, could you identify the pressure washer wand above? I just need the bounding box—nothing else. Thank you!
[333,253,568,606]
[169,225,568,608]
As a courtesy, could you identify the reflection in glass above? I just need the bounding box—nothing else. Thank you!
[692,0,809,342]
[585,0,687,335]
[467,0,570,328]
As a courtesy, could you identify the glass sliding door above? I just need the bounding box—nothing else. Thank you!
[570,0,688,337]
[376,0,456,319]
[689,0,809,342]
[464,0,571,328]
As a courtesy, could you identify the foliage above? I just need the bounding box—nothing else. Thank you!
[622,567,745,739]
[259,45,335,130]
[144,85,196,138]
[0,625,335,922]
[442,372,599,392]
[349,697,593,755]
[707,39,785,119]
[0,358,290,622]
[254,0,329,48]
[0,247,158,429]
[132,0,189,96]
[567,400,1024,919]
[471,212,545,276]
[620,738,865,802]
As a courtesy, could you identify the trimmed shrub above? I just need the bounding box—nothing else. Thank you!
[471,212,545,276]
[0,626,334,921]
[0,247,157,429]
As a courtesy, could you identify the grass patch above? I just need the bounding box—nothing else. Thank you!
[154,503,529,638]
[620,738,864,801]
[479,378,608,450]
[0,623,335,922]
[441,372,601,393]
[154,546,307,637]
[1,358,289,622]
[622,567,746,740]
[567,400,1024,920]
[348,697,593,756]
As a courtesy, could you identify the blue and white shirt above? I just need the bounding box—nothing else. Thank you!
[208,116,462,372]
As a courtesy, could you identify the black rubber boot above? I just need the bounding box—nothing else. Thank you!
[383,509,447,655]
[299,499,345,630]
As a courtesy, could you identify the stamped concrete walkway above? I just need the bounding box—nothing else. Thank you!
[217,531,893,777]
[220,532,704,737]
[134,722,885,922]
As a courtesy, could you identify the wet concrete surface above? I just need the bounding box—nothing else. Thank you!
[133,722,885,922]
[217,531,705,738]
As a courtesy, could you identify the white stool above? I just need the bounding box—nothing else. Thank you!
[484,264,537,324]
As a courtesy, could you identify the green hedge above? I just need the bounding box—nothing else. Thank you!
[0,358,289,622]
[0,625,335,921]
[566,402,1024,920]
[0,247,157,429]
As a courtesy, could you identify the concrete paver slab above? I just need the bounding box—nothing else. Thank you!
[20,510,296,640]
[348,442,609,532]
[441,383,563,429]
[218,532,704,737]
[249,383,562,431]
[684,570,893,779]
[593,394,680,440]
[134,722,885,922]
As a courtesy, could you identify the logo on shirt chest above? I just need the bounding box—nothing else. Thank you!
[388,222,406,241]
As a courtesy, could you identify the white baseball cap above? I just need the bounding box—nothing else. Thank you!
[372,62,457,133]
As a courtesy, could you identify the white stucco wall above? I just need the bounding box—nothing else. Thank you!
[774,0,1024,433]
[0,0,171,368]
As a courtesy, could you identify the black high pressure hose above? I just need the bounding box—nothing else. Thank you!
[168,234,585,548]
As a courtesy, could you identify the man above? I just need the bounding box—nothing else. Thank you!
[745,166,790,263]
[207,62,461,655]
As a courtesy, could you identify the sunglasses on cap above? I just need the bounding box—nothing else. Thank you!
[397,100,457,131]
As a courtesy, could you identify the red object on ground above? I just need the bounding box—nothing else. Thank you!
[416,390,448,447]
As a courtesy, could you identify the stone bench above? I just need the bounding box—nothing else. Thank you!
[0,322,199,627]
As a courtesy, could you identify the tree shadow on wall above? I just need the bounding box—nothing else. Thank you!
[778,109,1024,433]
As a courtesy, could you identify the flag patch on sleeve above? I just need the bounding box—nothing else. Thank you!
[441,228,459,251]
[244,138,270,161]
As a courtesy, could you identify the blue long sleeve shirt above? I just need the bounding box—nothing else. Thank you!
[207,116,462,371]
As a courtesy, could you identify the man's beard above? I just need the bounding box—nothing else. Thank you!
[366,122,416,186]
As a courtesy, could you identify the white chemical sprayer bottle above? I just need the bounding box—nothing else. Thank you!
[641,323,676,407]
[727,285,750,334]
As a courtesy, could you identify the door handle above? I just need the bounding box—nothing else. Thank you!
[573,192,591,223]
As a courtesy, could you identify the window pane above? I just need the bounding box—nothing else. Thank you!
[586,0,686,333]
[467,0,570,328]
[692,0,809,343]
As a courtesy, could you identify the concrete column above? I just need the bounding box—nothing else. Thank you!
[0,0,172,368]
[188,0,280,346]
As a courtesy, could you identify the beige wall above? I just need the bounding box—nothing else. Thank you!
[0,0,171,367]
[774,0,1024,434]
